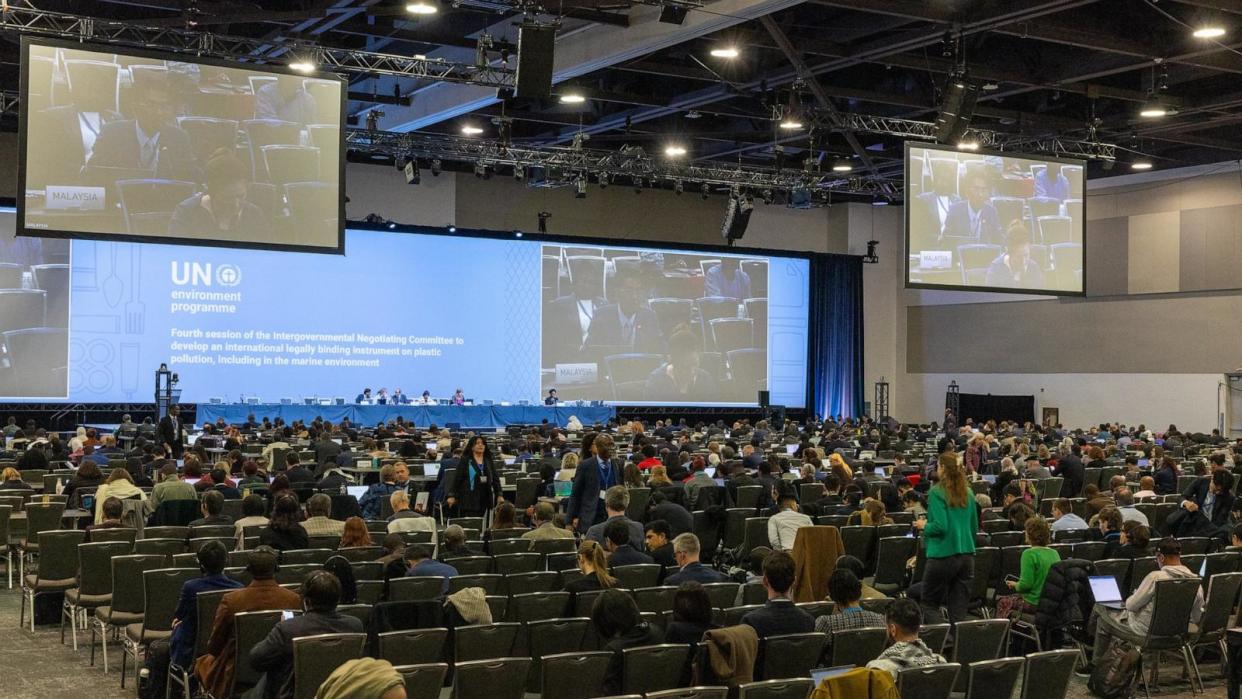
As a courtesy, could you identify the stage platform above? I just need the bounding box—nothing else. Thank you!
[196,403,616,429]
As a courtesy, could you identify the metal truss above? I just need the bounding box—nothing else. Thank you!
[0,3,516,87]
[833,113,1118,161]
[347,128,896,196]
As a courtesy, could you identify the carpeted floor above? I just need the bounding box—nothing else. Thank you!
[0,582,1226,699]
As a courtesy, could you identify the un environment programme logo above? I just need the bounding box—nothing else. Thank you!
[216,264,242,287]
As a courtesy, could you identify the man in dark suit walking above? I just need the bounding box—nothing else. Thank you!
[158,404,185,459]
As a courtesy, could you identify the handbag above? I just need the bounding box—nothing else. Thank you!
[1088,636,1142,698]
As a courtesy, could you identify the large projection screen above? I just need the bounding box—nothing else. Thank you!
[18,37,346,253]
[0,212,810,408]
[905,142,1085,295]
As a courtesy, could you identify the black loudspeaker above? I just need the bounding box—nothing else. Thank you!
[934,77,978,144]
[758,390,770,408]
[660,5,688,23]
[721,195,753,241]
[516,23,555,100]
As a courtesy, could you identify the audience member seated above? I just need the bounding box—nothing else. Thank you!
[189,490,234,527]
[565,540,617,595]
[1049,498,1087,532]
[1171,469,1235,539]
[996,516,1058,619]
[522,501,575,546]
[1086,537,1204,672]
[648,490,693,536]
[359,464,402,520]
[665,533,730,585]
[151,463,198,511]
[767,486,813,551]
[866,599,947,679]
[835,555,887,600]
[195,547,301,698]
[64,460,104,501]
[1114,522,1151,561]
[665,581,719,644]
[260,493,309,552]
[93,468,146,523]
[386,490,437,540]
[302,493,345,538]
[314,657,407,699]
[1134,476,1158,499]
[815,569,886,642]
[249,570,365,699]
[339,516,372,549]
[741,550,814,638]
[207,467,241,499]
[234,494,271,548]
[1114,487,1148,526]
[1094,506,1123,557]
[644,520,676,567]
[86,496,126,537]
[438,524,471,559]
[848,499,895,527]
[593,588,665,695]
[403,544,457,597]
[376,533,408,581]
[586,486,645,550]
[604,517,655,568]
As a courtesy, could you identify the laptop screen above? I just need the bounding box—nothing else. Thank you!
[554,479,573,498]
[426,442,437,452]
[810,666,855,685]
[346,485,368,500]
[1089,575,1122,603]
[786,444,798,455]
[423,464,440,478]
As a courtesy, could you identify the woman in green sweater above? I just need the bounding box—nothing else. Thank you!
[995,515,1060,618]
[913,452,977,623]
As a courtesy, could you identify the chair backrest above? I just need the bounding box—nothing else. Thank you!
[620,644,691,694]
[108,554,167,615]
[1019,649,1079,699]
[508,591,571,622]
[25,501,66,541]
[378,627,449,666]
[874,536,917,588]
[761,632,826,680]
[145,526,190,540]
[292,632,367,699]
[613,564,662,589]
[454,622,521,662]
[1147,577,1205,640]
[233,610,285,690]
[142,567,200,635]
[738,679,813,699]
[829,627,888,667]
[896,663,960,699]
[953,619,1010,663]
[89,527,138,544]
[194,588,233,659]
[454,657,533,699]
[77,540,132,596]
[448,573,503,595]
[493,552,542,575]
[965,657,1024,699]
[541,651,613,699]
[647,688,729,699]
[36,529,86,581]
[394,662,449,699]
[918,623,952,654]
[389,576,445,602]
[506,571,560,596]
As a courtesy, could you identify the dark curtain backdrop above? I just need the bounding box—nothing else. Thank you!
[807,254,864,419]
[958,393,1035,425]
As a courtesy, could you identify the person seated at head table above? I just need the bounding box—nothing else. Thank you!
[1034,162,1071,201]
[169,148,271,237]
[254,76,319,125]
[704,257,752,301]
[942,172,1002,244]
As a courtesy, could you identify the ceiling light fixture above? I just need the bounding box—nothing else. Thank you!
[559,93,586,104]
[405,1,438,14]
[710,47,739,59]
[831,158,853,172]
[287,59,315,73]
[1139,100,1168,118]
[1193,26,1226,39]
[956,140,980,151]
[779,117,803,130]
[461,125,483,135]
[1131,159,1154,170]
[665,145,687,157]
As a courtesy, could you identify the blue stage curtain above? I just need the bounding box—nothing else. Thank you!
[807,253,864,419]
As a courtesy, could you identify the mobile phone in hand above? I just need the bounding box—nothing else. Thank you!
[281,610,294,621]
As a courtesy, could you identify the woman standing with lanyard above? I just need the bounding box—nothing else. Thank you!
[913,452,977,623]
[447,435,503,519]
[568,433,620,533]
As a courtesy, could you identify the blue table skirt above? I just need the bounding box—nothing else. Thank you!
[195,403,616,429]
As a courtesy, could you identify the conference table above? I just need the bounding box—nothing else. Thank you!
[196,403,615,430]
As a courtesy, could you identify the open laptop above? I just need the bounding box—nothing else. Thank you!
[346,485,368,500]
[1090,575,1125,609]
[810,666,856,685]
[554,479,573,498]
[423,463,441,478]
[785,444,799,455]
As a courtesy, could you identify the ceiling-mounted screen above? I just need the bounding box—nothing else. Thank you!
[18,37,345,253]
[905,142,1085,295]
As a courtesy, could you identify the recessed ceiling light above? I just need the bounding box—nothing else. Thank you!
[461,125,483,135]
[288,60,315,73]
[559,93,586,104]
[665,145,687,157]
[710,47,739,59]
[1193,26,1226,39]
[1131,159,1153,170]
[406,1,438,14]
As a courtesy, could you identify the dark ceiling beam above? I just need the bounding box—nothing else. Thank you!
[545,0,1099,144]
[991,20,1242,75]
[759,15,883,179]
[1165,0,1242,14]
[801,0,956,23]
[330,17,481,49]
[560,7,630,26]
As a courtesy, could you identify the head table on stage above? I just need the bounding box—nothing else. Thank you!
[195,403,616,429]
